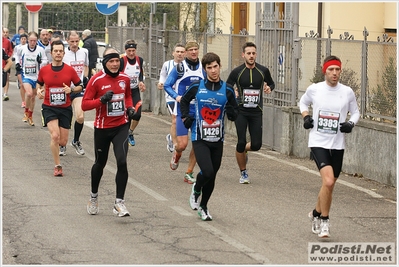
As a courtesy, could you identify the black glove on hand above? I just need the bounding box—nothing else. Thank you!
[303,115,314,129]
[340,121,354,133]
[100,90,114,104]
[36,54,42,64]
[183,116,194,129]
[83,76,89,88]
[127,107,136,120]
[225,106,237,121]
[15,63,22,72]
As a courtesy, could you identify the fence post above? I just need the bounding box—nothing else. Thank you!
[360,27,369,118]
[326,25,332,56]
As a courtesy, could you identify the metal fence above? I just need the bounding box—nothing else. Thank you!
[298,31,397,123]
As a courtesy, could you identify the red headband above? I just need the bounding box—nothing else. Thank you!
[322,59,341,73]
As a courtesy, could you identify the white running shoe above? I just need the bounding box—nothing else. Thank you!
[71,140,85,155]
[166,134,174,153]
[87,197,99,215]
[113,200,130,217]
[239,170,250,184]
[308,211,321,234]
[198,207,212,221]
[318,219,331,238]
[189,183,200,210]
[59,146,66,156]
[170,151,180,170]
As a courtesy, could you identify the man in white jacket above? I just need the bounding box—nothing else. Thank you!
[299,55,360,238]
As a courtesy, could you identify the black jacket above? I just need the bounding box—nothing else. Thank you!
[82,35,99,69]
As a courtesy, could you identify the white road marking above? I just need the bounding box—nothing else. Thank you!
[197,223,271,264]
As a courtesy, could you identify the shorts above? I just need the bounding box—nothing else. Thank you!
[70,91,84,101]
[166,101,177,116]
[41,104,73,129]
[176,114,189,136]
[2,71,7,87]
[22,77,37,89]
[310,147,345,178]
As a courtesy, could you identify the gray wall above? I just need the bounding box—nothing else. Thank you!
[144,81,396,187]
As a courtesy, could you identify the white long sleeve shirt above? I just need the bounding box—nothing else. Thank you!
[299,81,360,149]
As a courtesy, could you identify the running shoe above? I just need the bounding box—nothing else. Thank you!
[128,133,135,146]
[189,183,200,210]
[71,140,85,155]
[27,116,34,126]
[59,146,66,156]
[198,206,212,221]
[113,200,130,217]
[54,165,63,177]
[3,94,9,101]
[318,219,331,238]
[166,134,174,153]
[239,170,250,184]
[308,211,321,234]
[22,112,28,122]
[170,151,181,170]
[184,172,196,184]
[87,197,99,215]
[21,101,25,108]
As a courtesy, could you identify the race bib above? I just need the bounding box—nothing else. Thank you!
[70,61,84,77]
[201,119,221,142]
[49,87,66,105]
[24,63,37,75]
[243,88,260,108]
[106,93,125,116]
[317,110,340,134]
[130,76,138,89]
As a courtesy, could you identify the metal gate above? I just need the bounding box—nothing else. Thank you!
[255,3,299,151]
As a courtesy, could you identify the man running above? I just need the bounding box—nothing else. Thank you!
[120,39,146,146]
[300,55,360,238]
[164,41,205,184]
[14,31,48,126]
[60,30,89,156]
[82,48,135,217]
[227,42,275,184]
[36,40,83,177]
[158,43,186,153]
[181,52,238,221]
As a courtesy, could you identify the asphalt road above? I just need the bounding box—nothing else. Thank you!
[2,81,397,265]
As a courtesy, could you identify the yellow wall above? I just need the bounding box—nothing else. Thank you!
[181,2,396,41]
[298,2,396,41]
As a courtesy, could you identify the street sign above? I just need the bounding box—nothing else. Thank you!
[95,2,120,16]
[24,2,43,13]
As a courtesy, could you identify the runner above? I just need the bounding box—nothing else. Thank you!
[120,39,146,146]
[14,31,48,126]
[164,41,205,184]
[157,43,186,153]
[36,40,83,177]
[226,41,275,184]
[82,48,135,217]
[181,52,238,220]
[60,30,89,156]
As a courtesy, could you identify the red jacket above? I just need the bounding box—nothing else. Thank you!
[82,70,133,129]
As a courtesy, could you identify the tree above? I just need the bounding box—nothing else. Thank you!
[370,57,397,119]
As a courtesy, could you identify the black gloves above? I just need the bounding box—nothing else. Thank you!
[36,54,42,64]
[303,115,314,129]
[15,63,22,72]
[127,107,136,120]
[225,104,237,121]
[100,90,114,104]
[83,76,89,88]
[183,116,194,129]
[340,121,354,133]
